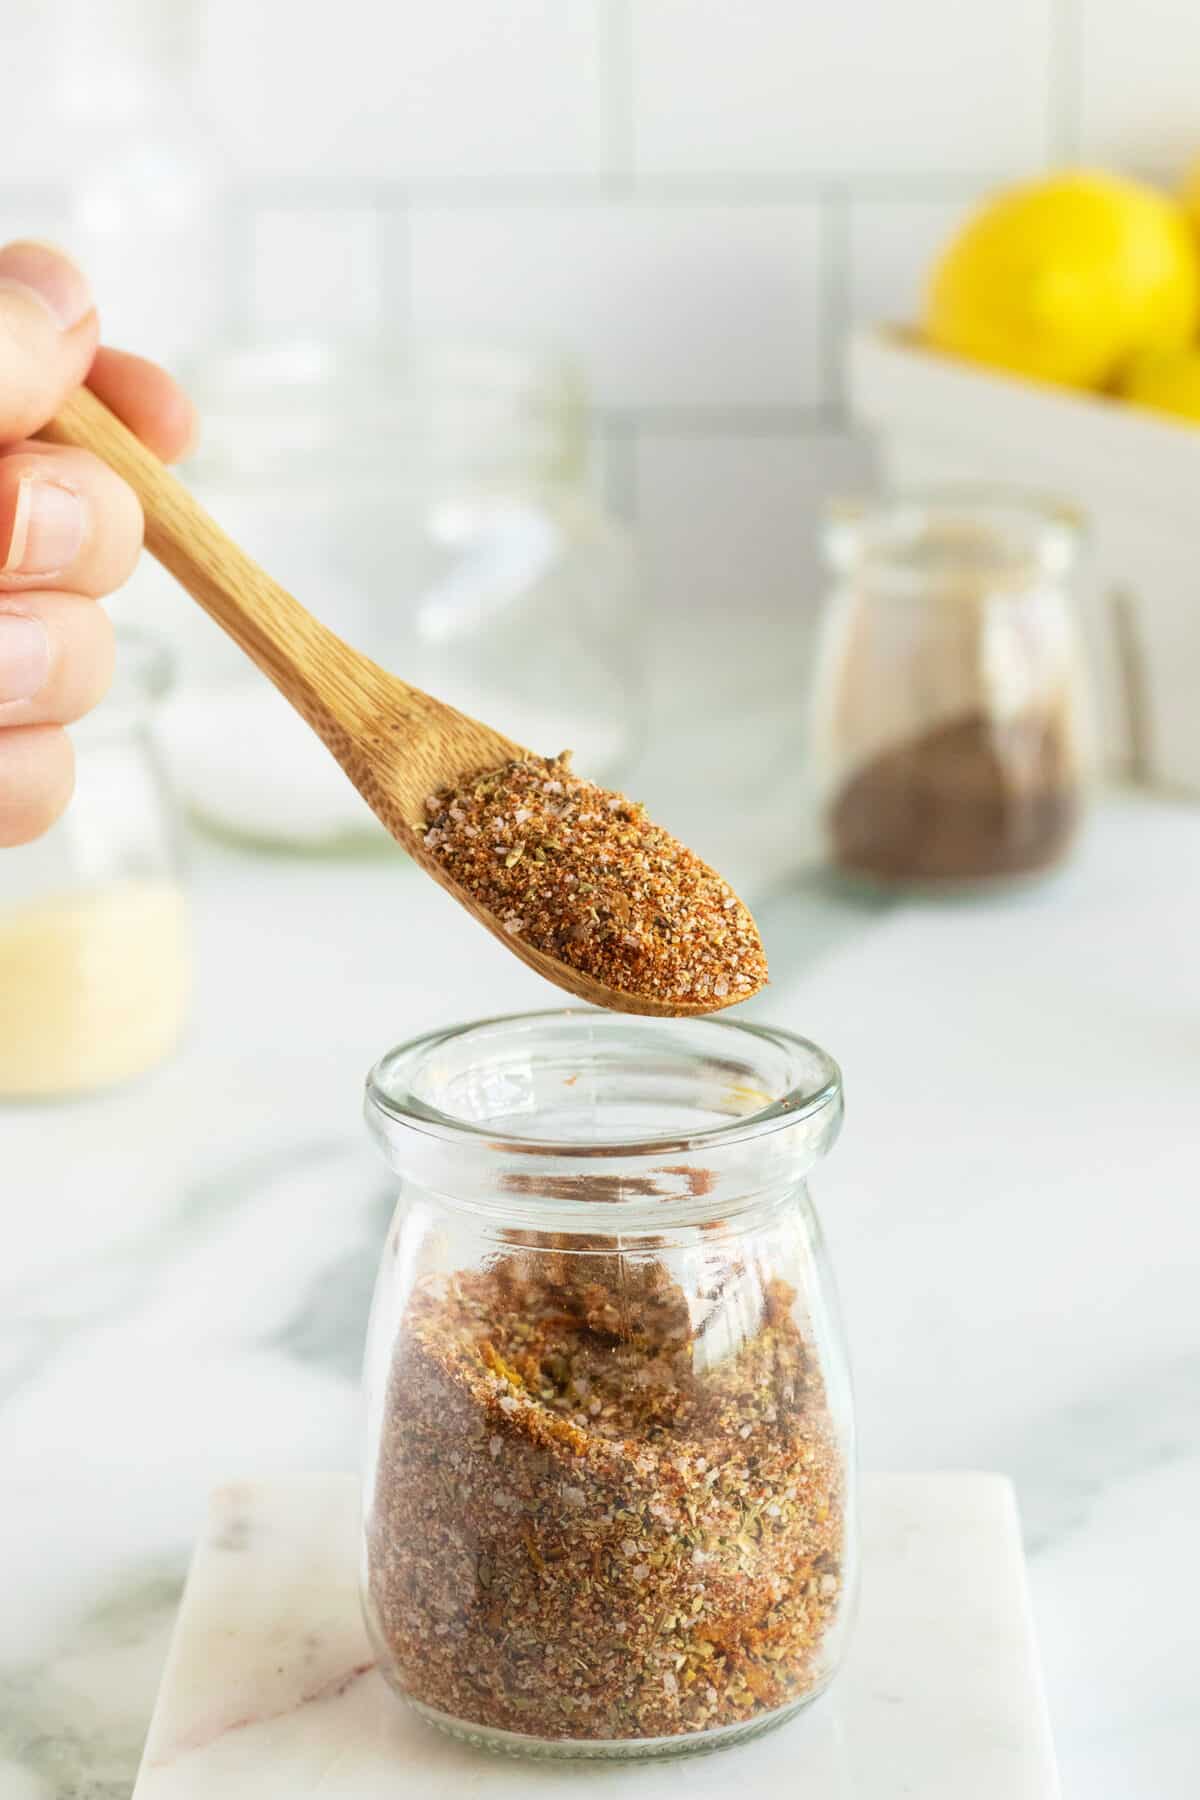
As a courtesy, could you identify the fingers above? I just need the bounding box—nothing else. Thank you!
[0,724,74,847]
[0,592,115,727]
[89,347,199,463]
[0,240,200,851]
[0,243,98,444]
[0,444,143,597]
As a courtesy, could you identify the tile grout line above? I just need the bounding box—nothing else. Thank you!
[598,405,843,437]
[818,185,851,418]
[218,172,1047,214]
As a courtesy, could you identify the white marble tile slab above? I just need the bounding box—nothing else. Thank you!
[132,1472,1059,1798]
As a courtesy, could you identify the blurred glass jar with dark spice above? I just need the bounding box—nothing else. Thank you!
[811,492,1092,887]
[360,1011,855,1759]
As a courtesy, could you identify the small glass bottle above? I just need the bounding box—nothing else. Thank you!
[812,490,1090,887]
[0,631,190,1100]
[361,1010,854,1760]
[156,336,641,853]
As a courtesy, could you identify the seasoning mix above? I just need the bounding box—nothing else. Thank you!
[421,753,768,1009]
[828,709,1080,883]
[365,1253,845,1747]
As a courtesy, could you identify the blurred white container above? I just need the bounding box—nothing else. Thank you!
[848,328,1200,796]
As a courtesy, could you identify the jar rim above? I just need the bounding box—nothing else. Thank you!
[825,484,1081,589]
[365,1008,842,1162]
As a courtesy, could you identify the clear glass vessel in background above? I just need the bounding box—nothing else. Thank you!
[0,631,190,1100]
[150,336,640,853]
[812,490,1092,888]
[361,1010,854,1760]
[46,0,226,367]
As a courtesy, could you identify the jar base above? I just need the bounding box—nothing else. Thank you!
[393,1681,833,1763]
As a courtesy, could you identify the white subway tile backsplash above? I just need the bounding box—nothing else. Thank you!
[847,195,982,330]
[1077,0,1200,173]
[634,428,876,664]
[1,0,1194,796]
[408,203,824,410]
[251,210,381,330]
[631,0,1054,177]
[204,0,610,180]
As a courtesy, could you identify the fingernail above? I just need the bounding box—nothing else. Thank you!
[0,240,93,331]
[2,478,86,577]
[0,613,50,704]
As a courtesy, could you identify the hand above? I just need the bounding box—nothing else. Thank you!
[0,241,197,847]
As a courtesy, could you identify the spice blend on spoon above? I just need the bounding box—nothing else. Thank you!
[422,754,768,1010]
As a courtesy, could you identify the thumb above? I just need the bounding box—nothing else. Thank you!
[0,242,98,446]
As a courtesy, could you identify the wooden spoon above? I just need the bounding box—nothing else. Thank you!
[41,386,763,1017]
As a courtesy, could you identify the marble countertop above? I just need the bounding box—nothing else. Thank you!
[3,789,1198,1799]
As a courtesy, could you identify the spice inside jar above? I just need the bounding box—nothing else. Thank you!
[367,1253,844,1745]
[812,495,1090,886]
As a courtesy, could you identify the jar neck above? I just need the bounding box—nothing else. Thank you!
[826,489,1079,600]
[365,1011,844,1239]
[373,1141,832,1243]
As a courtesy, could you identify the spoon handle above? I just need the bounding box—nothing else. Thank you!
[39,386,367,735]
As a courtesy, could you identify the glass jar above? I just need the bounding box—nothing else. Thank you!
[812,490,1091,887]
[147,336,641,853]
[45,0,227,366]
[361,1010,854,1760]
[0,630,189,1099]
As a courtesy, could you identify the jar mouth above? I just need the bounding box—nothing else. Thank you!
[365,1009,841,1162]
[825,485,1081,592]
[181,331,586,488]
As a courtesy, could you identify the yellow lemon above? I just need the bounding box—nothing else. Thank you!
[1179,155,1200,235]
[924,171,1199,389]
[1120,344,1200,422]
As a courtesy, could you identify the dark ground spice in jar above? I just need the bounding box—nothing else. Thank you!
[829,709,1081,885]
[421,753,768,1009]
[365,1255,846,1745]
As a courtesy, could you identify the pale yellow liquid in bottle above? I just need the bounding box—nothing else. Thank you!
[0,879,190,1098]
